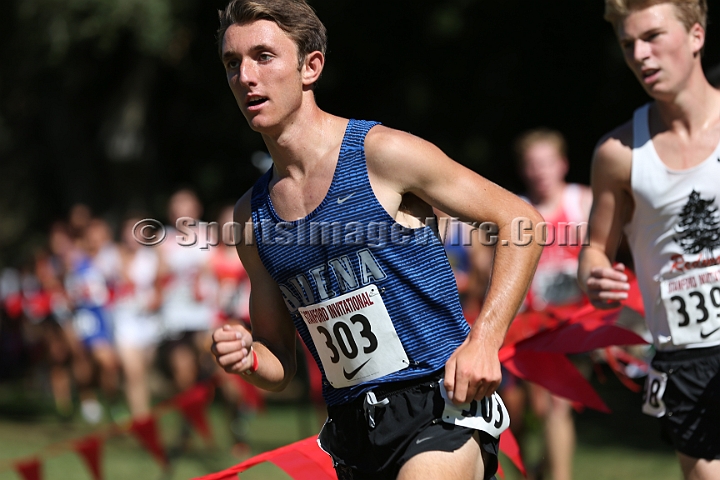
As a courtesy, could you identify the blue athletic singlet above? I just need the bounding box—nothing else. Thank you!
[251,120,470,406]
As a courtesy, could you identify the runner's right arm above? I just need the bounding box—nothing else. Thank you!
[578,123,634,309]
[211,190,298,392]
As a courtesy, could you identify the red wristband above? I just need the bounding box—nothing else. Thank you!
[243,348,259,375]
[251,348,259,373]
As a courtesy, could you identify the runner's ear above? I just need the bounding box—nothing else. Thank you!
[301,51,324,87]
[689,22,705,57]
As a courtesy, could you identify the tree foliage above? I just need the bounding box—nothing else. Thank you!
[1,0,719,265]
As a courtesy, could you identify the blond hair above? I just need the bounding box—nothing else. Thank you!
[604,0,708,31]
[514,128,568,165]
[217,0,327,67]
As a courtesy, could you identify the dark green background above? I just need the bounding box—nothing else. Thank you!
[1,0,719,263]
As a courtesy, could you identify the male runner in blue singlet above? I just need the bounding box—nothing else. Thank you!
[579,1,720,478]
[210,1,543,479]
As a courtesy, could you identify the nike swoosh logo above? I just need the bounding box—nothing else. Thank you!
[343,359,370,380]
[700,327,720,339]
[337,193,355,204]
[415,436,433,444]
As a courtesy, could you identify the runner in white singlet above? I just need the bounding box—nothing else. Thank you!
[114,216,162,417]
[158,189,216,393]
[579,2,720,477]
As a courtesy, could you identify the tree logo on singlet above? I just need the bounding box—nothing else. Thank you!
[674,190,720,255]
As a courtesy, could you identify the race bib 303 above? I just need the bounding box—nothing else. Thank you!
[299,285,408,388]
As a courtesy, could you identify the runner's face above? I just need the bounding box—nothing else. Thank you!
[222,20,305,132]
[618,4,703,98]
[169,192,201,223]
[122,219,140,249]
[521,142,567,199]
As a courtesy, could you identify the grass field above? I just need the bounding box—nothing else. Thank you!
[0,368,682,480]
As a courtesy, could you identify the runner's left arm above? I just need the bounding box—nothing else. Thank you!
[365,127,544,404]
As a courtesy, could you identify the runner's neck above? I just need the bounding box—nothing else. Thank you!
[262,108,347,179]
[652,78,720,137]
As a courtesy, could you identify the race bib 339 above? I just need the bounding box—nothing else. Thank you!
[661,265,720,346]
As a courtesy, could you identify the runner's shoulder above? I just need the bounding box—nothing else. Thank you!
[364,124,456,193]
[233,188,258,256]
[365,125,423,162]
[234,187,253,225]
[592,119,633,184]
[366,124,454,164]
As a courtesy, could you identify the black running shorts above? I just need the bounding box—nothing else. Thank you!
[318,372,500,480]
[650,344,720,460]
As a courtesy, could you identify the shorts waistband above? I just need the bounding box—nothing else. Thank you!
[653,344,720,362]
[372,370,443,399]
[333,370,444,410]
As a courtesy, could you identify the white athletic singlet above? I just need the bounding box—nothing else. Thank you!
[625,103,720,351]
[113,247,161,348]
[161,228,215,333]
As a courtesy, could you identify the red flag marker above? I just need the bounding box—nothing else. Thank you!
[130,416,167,466]
[74,436,103,480]
[499,429,526,477]
[191,436,334,480]
[15,458,42,480]
[174,383,214,441]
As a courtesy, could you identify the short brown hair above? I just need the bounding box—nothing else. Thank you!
[514,128,568,165]
[217,0,327,67]
[604,0,708,31]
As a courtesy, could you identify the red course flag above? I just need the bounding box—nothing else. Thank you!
[498,301,647,412]
[192,436,334,480]
[174,383,214,441]
[73,436,103,480]
[14,458,42,480]
[503,348,610,412]
[267,435,335,480]
[499,429,526,477]
[130,416,167,466]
